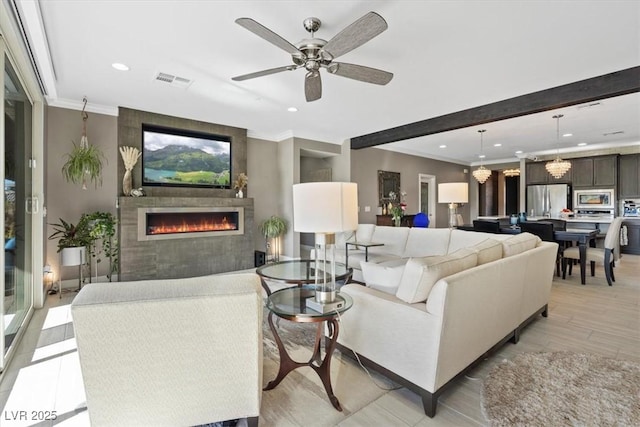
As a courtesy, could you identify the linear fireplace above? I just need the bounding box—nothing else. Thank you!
[137,207,244,241]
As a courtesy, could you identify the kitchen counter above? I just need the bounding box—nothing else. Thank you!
[477,215,615,224]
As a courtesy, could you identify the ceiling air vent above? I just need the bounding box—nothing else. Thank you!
[603,130,624,136]
[154,72,193,88]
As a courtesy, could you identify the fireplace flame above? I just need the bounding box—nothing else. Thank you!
[148,216,237,235]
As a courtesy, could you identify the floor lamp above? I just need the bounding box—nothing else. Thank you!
[293,182,358,311]
[438,182,469,228]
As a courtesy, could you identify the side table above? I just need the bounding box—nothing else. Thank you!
[265,286,353,411]
[345,241,384,267]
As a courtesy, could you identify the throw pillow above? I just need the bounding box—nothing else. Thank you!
[470,238,503,265]
[361,260,406,295]
[502,232,541,257]
[395,248,478,304]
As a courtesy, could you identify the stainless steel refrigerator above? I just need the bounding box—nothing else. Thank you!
[526,184,571,218]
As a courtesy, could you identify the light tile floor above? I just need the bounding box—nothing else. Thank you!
[0,254,638,426]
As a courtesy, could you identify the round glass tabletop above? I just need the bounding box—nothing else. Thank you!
[256,260,352,284]
[266,285,353,320]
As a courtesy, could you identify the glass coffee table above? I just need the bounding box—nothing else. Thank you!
[256,260,352,295]
[264,285,353,411]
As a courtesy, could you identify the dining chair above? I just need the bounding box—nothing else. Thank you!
[472,220,500,233]
[519,221,562,276]
[562,217,624,286]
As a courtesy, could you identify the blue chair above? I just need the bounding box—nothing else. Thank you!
[413,212,429,228]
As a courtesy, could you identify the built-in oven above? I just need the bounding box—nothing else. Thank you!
[574,188,615,210]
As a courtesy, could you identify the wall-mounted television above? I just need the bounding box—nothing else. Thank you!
[142,124,231,189]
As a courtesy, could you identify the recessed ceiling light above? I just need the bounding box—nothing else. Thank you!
[439,144,447,148]
[493,143,502,147]
[112,62,130,71]
[562,133,573,137]
[577,142,587,146]
[287,107,298,112]
[515,150,523,154]
[479,154,486,159]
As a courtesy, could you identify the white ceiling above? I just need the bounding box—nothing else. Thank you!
[16,0,640,165]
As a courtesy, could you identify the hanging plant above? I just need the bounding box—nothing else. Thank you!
[61,141,105,189]
[61,97,106,189]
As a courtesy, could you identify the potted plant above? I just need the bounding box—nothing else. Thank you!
[48,218,91,293]
[259,215,288,262]
[81,211,118,281]
[61,141,105,189]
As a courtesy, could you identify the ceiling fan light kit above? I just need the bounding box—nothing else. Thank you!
[545,114,572,179]
[232,12,393,102]
[472,129,492,184]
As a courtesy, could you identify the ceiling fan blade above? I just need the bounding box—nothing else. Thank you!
[322,12,388,59]
[328,62,393,85]
[305,71,322,102]
[232,65,298,81]
[235,18,300,56]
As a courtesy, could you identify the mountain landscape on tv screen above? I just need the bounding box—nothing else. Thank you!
[144,145,230,186]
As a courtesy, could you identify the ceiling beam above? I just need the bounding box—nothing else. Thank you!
[351,66,640,149]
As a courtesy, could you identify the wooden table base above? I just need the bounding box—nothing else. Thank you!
[264,312,343,411]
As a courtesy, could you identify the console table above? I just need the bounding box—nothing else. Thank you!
[376,214,415,227]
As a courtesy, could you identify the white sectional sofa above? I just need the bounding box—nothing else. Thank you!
[325,225,558,417]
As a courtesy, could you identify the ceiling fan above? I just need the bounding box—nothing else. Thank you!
[231,11,393,102]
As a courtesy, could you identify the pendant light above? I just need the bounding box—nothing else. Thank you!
[503,168,520,177]
[545,114,571,179]
[472,129,492,184]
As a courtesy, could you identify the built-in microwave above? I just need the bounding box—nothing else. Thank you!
[574,188,615,210]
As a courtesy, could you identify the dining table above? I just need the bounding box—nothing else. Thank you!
[498,227,599,284]
[553,229,599,285]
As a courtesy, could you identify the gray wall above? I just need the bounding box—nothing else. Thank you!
[351,147,470,228]
[247,137,281,252]
[45,107,118,280]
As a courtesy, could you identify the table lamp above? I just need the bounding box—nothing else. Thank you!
[438,182,468,228]
[293,182,358,310]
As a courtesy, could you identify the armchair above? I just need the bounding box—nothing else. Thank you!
[71,273,263,427]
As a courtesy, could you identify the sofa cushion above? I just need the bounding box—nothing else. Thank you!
[395,248,478,304]
[502,232,541,257]
[470,238,503,265]
[343,251,399,271]
[336,229,356,246]
[370,226,411,256]
[355,224,376,243]
[403,228,451,258]
[447,229,510,253]
[361,259,407,295]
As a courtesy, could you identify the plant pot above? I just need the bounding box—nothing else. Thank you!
[61,246,85,267]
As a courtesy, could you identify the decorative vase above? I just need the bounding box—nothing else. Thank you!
[237,189,244,198]
[123,169,133,196]
[393,216,402,227]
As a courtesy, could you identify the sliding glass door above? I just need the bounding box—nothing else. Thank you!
[2,51,33,367]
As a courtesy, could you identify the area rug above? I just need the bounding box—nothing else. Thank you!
[481,352,640,426]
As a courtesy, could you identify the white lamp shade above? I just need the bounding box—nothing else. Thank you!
[293,182,358,233]
[61,246,85,266]
[438,182,469,203]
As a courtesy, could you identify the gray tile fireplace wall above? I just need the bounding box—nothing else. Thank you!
[117,108,252,280]
[119,197,254,281]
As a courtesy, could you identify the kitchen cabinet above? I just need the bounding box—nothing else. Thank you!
[572,155,617,188]
[619,154,640,198]
[526,161,572,185]
[526,162,549,184]
[622,219,640,255]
